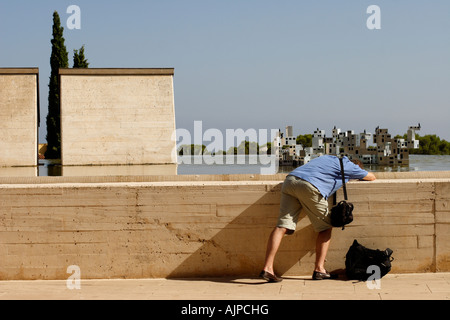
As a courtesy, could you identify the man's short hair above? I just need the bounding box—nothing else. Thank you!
[351,159,364,169]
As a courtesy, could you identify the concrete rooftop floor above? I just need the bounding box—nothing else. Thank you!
[0,272,448,300]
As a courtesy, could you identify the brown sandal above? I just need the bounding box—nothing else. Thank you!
[259,270,283,282]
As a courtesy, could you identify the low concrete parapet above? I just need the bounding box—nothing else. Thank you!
[0,172,448,280]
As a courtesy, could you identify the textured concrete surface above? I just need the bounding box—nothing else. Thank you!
[0,68,38,167]
[0,174,449,280]
[60,68,176,166]
[0,273,448,300]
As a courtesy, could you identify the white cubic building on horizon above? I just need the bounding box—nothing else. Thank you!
[279,124,420,166]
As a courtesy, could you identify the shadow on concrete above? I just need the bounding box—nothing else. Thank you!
[165,184,318,279]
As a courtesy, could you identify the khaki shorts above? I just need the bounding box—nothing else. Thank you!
[277,175,333,233]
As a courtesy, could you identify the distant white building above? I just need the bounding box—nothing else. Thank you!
[279,124,420,166]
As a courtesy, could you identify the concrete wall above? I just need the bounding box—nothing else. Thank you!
[61,164,177,177]
[0,172,448,280]
[0,68,38,167]
[60,68,176,166]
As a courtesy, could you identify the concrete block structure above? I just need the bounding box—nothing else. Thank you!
[280,125,420,166]
[59,68,177,166]
[0,68,39,167]
[0,172,449,280]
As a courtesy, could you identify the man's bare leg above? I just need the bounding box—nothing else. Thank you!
[314,228,332,273]
[262,227,287,274]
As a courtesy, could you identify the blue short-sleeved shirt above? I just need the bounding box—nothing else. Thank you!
[289,155,369,199]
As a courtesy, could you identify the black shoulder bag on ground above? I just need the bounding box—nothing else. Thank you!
[345,239,394,281]
[330,157,354,230]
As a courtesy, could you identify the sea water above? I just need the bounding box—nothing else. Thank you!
[2,154,450,177]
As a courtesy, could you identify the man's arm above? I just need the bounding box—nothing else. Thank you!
[361,172,376,181]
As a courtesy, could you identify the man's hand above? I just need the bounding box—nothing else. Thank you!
[362,172,376,181]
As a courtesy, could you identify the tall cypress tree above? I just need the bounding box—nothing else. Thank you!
[73,45,89,68]
[45,11,68,159]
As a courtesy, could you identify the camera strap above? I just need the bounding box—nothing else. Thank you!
[339,157,348,200]
[333,157,348,205]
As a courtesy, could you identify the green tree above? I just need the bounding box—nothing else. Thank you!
[226,140,260,155]
[178,144,207,155]
[264,142,272,155]
[415,134,450,155]
[296,134,312,147]
[237,140,259,155]
[73,45,89,68]
[45,11,69,159]
[398,134,450,155]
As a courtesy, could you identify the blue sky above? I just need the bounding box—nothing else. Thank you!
[1,0,450,143]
